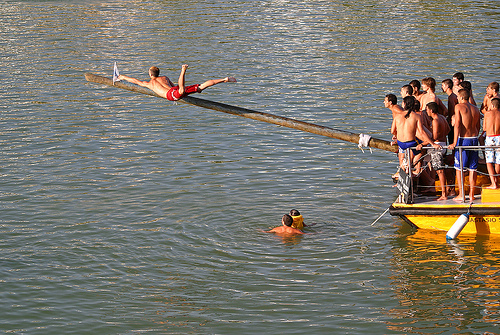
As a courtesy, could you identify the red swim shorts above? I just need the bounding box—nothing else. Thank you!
[166,84,200,101]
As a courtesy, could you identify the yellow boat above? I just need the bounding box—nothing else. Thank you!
[390,188,500,235]
[389,146,500,236]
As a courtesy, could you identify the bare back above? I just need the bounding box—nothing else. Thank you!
[455,102,480,137]
[432,114,450,142]
[420,91,436,112]
[394,112,420,142]
[148,76,173,97]
[484,108,500,136]
[267,226,304,235]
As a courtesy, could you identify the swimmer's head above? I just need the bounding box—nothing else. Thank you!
[282,214,293,227]
[290,209,301,216]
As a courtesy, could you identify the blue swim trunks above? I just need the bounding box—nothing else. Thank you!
[454,137,478,171]
[397,140,421,155]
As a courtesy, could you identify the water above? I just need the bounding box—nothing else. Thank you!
[1,1,500,334]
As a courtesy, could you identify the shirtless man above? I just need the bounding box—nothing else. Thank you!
[448,89,481,202]
[385,94,406,168]
[458,81,477,105]
[409,79,425,104]
[420,77,448,116]
[401,84,413,99]
[391,96,441,174]
[483,98,500,189]
[119,64,236,101]
[425,102,451,200]
[266,214,305,235]
[452,72,464,95]
[442,79,459,144]
[480,82,500,114]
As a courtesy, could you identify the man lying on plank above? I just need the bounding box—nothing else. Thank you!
[118,64,236,101]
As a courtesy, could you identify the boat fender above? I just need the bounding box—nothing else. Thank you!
[446,212,470,240]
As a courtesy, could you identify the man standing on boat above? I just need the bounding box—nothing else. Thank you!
[391,96,441,174]
[420,77,448,117]
[483,98,500,189]
[118,64,236,101]
[480,82,500,114]
[448,89,481,202]
[425,102,450,200]
[442,79,459,144]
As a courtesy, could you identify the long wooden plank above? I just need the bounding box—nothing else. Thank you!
[85,73,397,153]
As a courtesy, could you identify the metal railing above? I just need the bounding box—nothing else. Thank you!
[402,144,500,203]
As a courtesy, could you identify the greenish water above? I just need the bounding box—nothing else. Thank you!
[1,1,500,334]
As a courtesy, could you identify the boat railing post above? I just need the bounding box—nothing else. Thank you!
[459,147,465,203]
[407,147,413,204]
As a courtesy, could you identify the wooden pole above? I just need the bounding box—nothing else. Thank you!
[85,73,397,153]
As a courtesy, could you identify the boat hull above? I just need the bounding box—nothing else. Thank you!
[390,201,500,235]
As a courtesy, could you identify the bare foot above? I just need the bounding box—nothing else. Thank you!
[437,195,447,201]
[452,195,464,202]
[486,184,498,189]
[226,76,237,83]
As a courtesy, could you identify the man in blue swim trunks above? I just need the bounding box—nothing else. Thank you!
[448,89,481,202]
[391,96,440,174]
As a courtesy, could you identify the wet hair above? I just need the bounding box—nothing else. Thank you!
[290,209,301,216]
[426,102,439,114]
[409,79,421,91]
[422,77,436,91]
[460,80,472,90]
[149,66,160,77]
[492,98,500,109]
[458,88,470,101]
[442,79,453,90]
[453,72,464,81]
[386,93,397,105]
[403,96,416,118]
[401,85,413,97]
[488,81,499,93]
[282,214,293,227]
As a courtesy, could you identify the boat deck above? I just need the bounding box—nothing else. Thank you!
[409,188,500,208]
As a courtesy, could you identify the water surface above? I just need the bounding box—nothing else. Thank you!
[1,1,500,334]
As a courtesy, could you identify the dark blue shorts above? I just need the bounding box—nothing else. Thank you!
[454,137,478,171]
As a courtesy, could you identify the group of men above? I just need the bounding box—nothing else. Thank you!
[386,73,500,202]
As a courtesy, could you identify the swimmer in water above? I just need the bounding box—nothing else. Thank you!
[266,214,305,235]
[289,209,307,230]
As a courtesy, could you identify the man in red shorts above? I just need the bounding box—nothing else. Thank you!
[119,64,236,101]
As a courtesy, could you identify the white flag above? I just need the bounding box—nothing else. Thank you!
[113,62,120,84]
